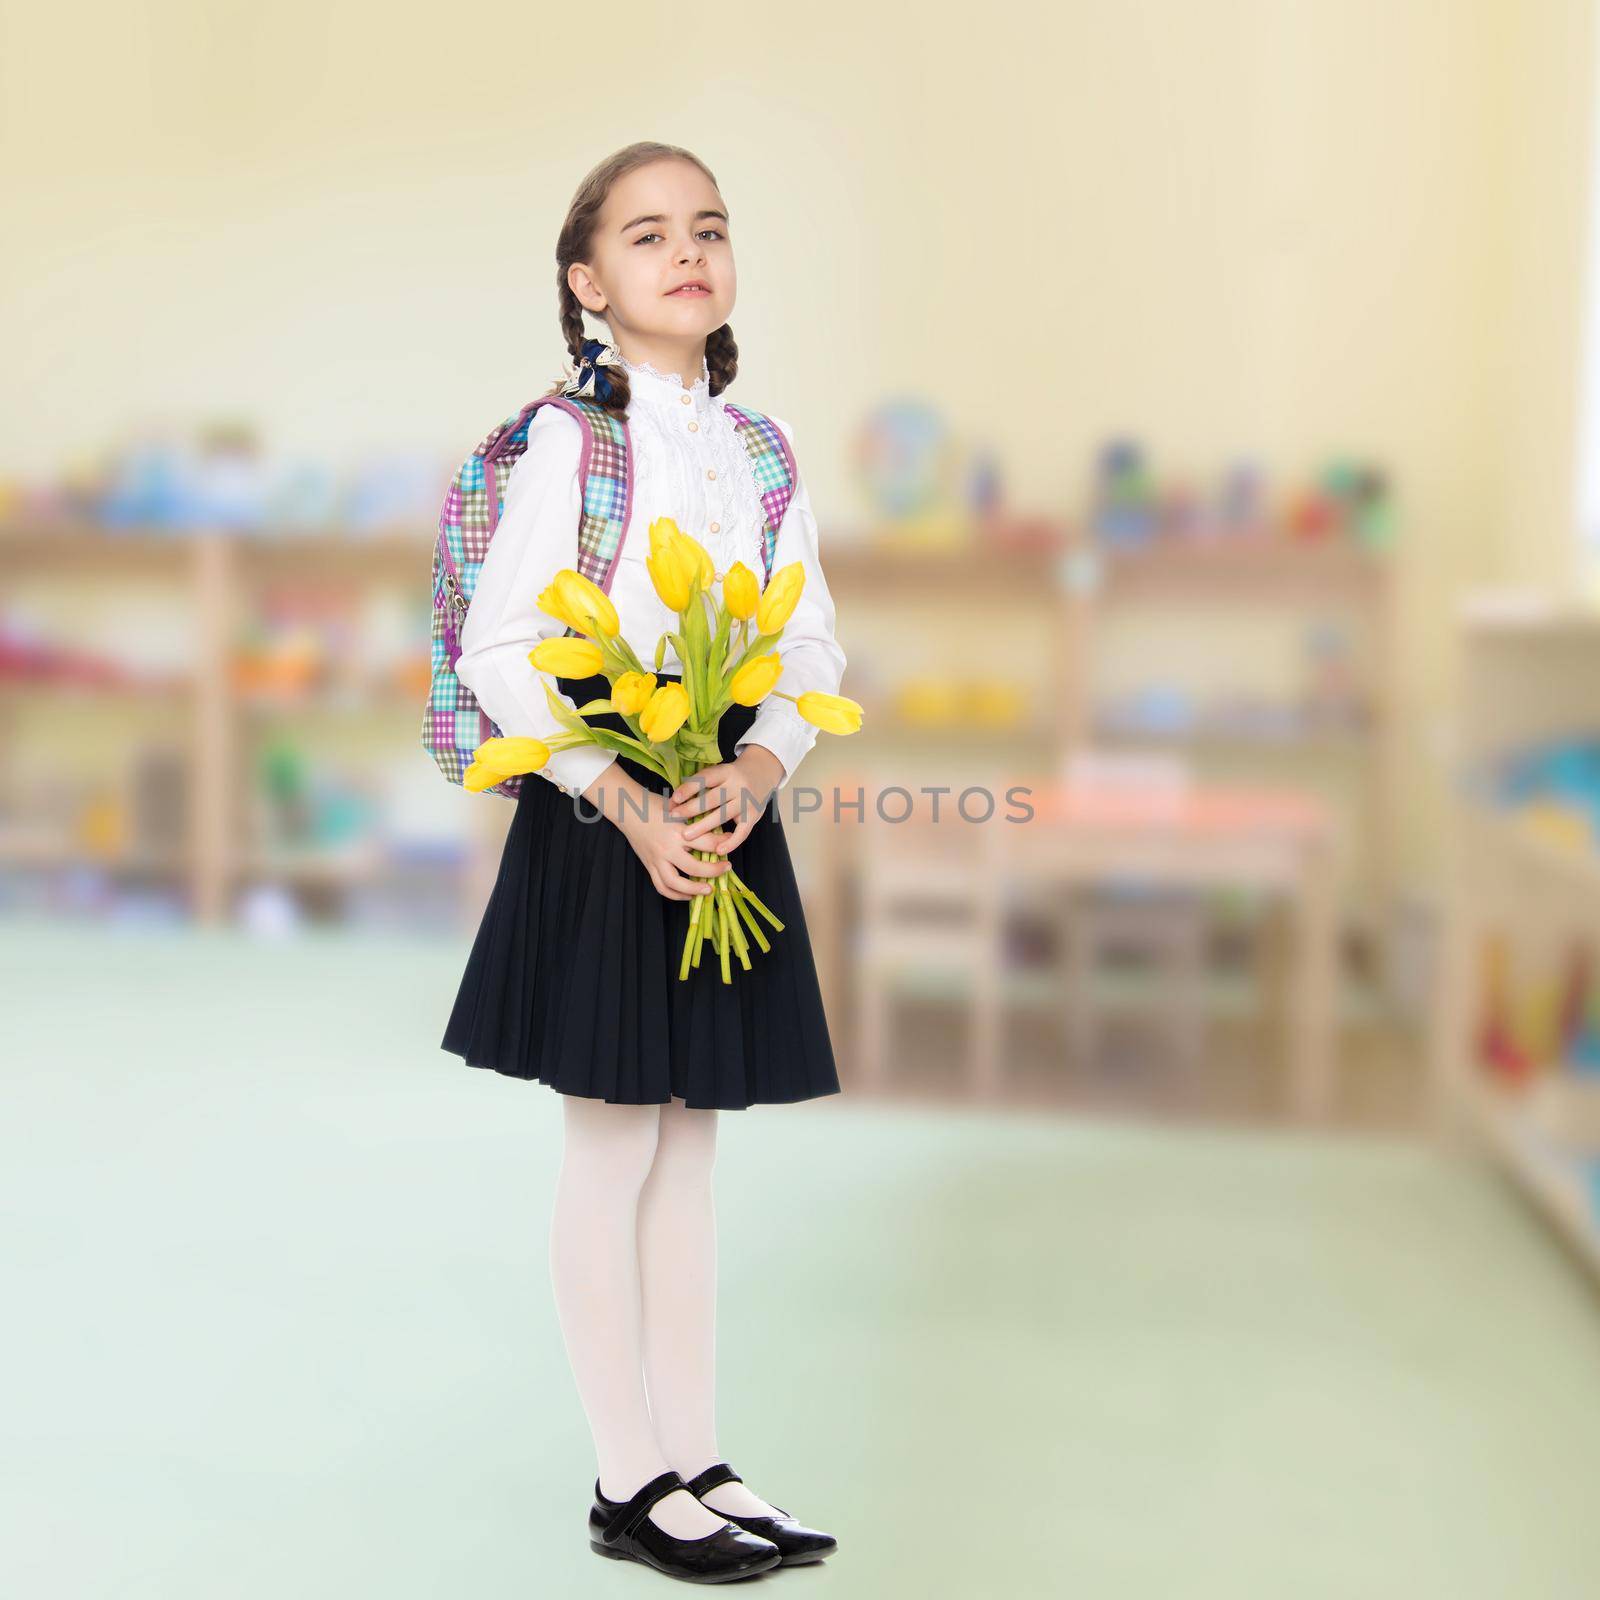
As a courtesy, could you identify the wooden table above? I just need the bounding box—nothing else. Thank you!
[812,774,1339,1116]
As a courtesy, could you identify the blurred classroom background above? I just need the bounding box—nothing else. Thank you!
[8,3,1600,1596]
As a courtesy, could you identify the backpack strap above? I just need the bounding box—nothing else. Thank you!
[437,393,786,684]
[721,403,799,584]
[480,395,634,615]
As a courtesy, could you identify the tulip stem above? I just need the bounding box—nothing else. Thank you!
[729,885,772,954]
[673,783,782,981]
[725,868,784,932]
[681,890,703,981]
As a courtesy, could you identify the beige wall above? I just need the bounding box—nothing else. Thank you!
[3,0,1594,892]
[1499,0,1597,594]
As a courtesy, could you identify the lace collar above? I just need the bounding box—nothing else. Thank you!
[619,352,712,405]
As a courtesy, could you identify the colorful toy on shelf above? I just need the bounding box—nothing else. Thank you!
[1348,465,1393,549]
[1159,478,1205,539]
[1560,940,1598,1067]
[1090,441,1393,550]
[23,417,447,537]
[1302,618,1366,728]
[1214,459,1267,536]
[852,399,963,543]
[1090,437,1158,546]
[1488,737,1600,856]
[963,442,1003,517]
[1520,972,1568,1074]
[1287,457,1394,549]
[1573,1015,1600,1073]
[1479,929,1534,1083]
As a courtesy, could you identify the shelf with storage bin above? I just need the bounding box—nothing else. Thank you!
[0,523,480,929]
[1430,600,1600,1279]
[825,519,1085,767]
[825,523,1395,962]
[1098,535,1387,596]
[1079,531,1395,959]
[2,514,1398,943]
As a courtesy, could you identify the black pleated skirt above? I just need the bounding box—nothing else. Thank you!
[440,671,841,1110]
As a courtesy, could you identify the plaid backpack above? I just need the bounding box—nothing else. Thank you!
[424,391,800,800]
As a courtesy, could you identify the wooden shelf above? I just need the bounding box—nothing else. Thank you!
[233,848,389,885]
[0,527,199,573]
[1460,801,1600,897]
[0,831,186,873]
[825,539,1069,597]
[1093,718,1375,750]
[237,686,423,716]
[233,530,431,578]
[0,518,1398,932]
[0,525,431,579]
[1470,1078,1600,1277]
[1099,537,1387,594]
[1460,594,1600,636]
[1434,613,1600,1284]
[0,678,194,703]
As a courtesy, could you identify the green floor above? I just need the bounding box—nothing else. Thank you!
[4,915,1600,1598]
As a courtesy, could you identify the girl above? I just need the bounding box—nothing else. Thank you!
[439,143,843,1583]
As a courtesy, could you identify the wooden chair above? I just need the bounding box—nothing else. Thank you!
[853,805,1008,1096]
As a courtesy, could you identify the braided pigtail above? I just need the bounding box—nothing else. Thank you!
[704,322,738,397]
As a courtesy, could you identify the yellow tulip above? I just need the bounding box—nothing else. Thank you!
[530,636,604,677]
[465,735,551,790]
[648,516,716,602]
[612,670,657,714]
[553,569,619,638]
[756,562,806,634]
[674,529,715,591]
[796,691,863,735]
[646,542,696,611]
[729,653,782,706]
[723,562,759,620]
[535,578,584,631]
[640,681,690,742]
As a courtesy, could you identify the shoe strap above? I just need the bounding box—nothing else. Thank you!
[683,1459,743,1498]
[600,1468,690,1546]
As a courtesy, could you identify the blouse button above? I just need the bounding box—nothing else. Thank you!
[688,421,699,432]
[709,521,721,534]
[679,394,691,405]
[707,468,716,480]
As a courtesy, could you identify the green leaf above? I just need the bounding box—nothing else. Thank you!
[573,698,614,716]
[666,631,695,724]
[575,726,671,779]
[677,731,722,763]
[540,679,587,733]
[710,605,731,692]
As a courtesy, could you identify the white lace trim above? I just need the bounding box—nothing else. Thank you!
[619,353,710,394]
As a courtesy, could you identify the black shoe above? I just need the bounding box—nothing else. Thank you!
[683,1460,838,1566]
[588,1467,783,1584]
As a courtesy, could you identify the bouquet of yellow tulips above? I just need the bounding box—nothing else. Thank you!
[463,517,862,983]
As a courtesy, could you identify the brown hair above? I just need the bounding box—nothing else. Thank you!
[545,142,739,415]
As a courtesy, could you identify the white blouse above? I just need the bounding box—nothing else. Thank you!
[454,353,847,800]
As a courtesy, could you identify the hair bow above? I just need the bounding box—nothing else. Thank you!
[561,337,623,402]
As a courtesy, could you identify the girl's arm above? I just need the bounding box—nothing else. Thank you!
[733,416,848,790]
[454,405,620,800]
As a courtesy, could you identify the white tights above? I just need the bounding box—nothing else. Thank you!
[548,1093,785,1538]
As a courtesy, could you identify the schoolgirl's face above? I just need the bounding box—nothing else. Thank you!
[571,159,736,356]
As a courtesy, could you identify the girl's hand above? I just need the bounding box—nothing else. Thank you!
[668,748,783,857]
[615,789,732,902]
